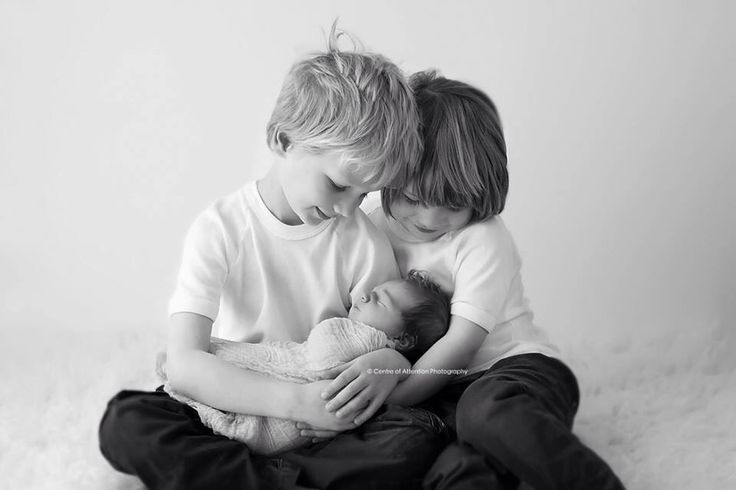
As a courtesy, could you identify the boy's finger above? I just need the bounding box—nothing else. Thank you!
[301,429,341,439]
[321,368,359,400]
[315,363,349,381]
[353,398,382,426]
[325,378,367,412]
[334,392,370,419]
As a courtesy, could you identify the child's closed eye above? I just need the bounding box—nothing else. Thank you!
[329,179,348,191]
[373,291,387,307]
[403,194,421,205]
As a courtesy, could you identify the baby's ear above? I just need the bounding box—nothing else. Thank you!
[395,332,418,351]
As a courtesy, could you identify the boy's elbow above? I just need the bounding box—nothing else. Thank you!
[165,348,196,392]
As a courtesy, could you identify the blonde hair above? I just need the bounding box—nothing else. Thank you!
[266,22,421,188]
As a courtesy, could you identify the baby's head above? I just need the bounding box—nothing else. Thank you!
[266,22,420,191]
[348,270,450,363]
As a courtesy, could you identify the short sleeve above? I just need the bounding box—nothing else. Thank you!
[168,207,234,321]
[451,222,519,333]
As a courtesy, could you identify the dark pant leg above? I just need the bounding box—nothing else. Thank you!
[423,442,519,490]
[99,389,298,490]
[279,404,449,490]
[426,354,625,490]
[419,375,518,490]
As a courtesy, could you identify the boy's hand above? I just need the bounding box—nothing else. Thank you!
[312,363,349,381]
[321,349,410,426]
[294,422,342,443]
[294,380,359,432]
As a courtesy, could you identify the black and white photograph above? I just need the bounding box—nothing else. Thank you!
[1,1,734,489]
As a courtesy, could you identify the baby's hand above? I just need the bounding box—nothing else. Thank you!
[320,349,410,426]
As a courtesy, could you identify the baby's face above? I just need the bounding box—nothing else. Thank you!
[348,279,421,337]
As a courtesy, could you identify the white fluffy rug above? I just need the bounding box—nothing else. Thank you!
[2,323,734,489]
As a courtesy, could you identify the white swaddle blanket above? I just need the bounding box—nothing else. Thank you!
[160,317,392,455]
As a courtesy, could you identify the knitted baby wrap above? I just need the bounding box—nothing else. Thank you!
[160,317,392,455]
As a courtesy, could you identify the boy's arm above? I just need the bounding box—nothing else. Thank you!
[166,312,356,431]
[318,315,487,425]
[385,315,487,406]
[166,312,297,417]
[385,222,515,406]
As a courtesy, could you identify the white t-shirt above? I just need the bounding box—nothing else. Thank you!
[169,182,399,343]
[364,195,559,374]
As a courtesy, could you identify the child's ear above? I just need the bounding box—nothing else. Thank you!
[395,332,418,351]
[273,131,291,155]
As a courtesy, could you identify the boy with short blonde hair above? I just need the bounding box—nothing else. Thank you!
[99,25,444,490]
[267,32,420,188]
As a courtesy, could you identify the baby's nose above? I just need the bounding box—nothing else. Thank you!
[360,294,370,303]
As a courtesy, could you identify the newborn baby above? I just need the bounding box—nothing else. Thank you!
[158,270,449,455]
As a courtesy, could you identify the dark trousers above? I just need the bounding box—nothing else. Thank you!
[420,354,626,490]
[99,387,448,490]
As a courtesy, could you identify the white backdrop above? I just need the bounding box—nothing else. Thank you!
[1,0,734,349]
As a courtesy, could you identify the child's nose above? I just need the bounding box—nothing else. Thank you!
[334,193,365,218]
[335,201,356,218]
[360,294,369,303]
